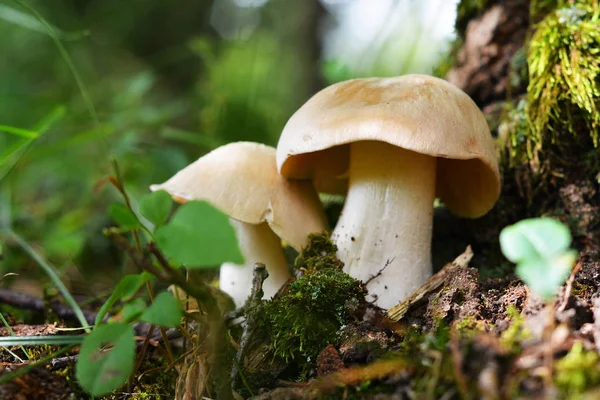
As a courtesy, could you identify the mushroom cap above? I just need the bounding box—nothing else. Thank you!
[276,74,501,218]
[151,141,327,250]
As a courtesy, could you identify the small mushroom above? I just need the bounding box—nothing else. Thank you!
[151,142,327,306]
[276,75,500,309]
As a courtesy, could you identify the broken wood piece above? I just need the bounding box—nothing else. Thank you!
[387,246,474,322]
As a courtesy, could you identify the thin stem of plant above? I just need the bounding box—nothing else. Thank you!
[4,229,90,332]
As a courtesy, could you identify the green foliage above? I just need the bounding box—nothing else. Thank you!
[140,292,183,328]
[500,218,577,300]
[80,288,183,395]
[155,200,244,268]
[294,232,343,273]
[76,323,135,397]
[395,324,457,398]
[95,273,151,325]
[120,298,147,322]
[139,190,172,227]
[530,0,567,21]
[260,269,366,364]
[503,99,531,161]
[321,59,356,85]
[197,33,302,146]
[555,342,600,396]
[108,203,140,231]
[527,1,600,149]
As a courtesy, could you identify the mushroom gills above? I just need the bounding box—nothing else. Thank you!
[332,140,436,309]
[220,219,291,307]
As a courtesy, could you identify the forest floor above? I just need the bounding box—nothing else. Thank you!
[1,226,599,399]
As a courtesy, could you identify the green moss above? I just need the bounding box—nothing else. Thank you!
[503,99,532,161]
[260,269,366,365]
[508,48,529,92]
[526,1,600,149]
[294,232,343,273]
[499,305,530,352]
[454,315,481,334]
[397,324,457,398]
[530,0,567,21]
[555,342,600,397]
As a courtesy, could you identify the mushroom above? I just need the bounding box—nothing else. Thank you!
[276,75,500,309]
[151,142,328,306]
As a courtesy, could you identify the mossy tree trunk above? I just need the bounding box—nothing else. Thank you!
[435,0,600,271]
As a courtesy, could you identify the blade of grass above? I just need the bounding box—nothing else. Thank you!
[0,335,84,346]
[4,229,91,332]
[0,125,38,139]
[27,124,112,159]
[0,4,88,40]
[1,346,23,362]
[0,139,35,183]
[32,105,66,132]
[0,312,31,360]
[0,137,32,165]
[12,0,102,137]
[0,106,65,183]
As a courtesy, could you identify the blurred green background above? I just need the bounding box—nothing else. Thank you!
[0,0,458,298]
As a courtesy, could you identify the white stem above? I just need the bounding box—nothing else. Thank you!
[333,141,436,309]
[219,220,291,307]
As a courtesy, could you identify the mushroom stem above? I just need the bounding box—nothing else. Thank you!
[219,219,291,306]
[332,141,436,309]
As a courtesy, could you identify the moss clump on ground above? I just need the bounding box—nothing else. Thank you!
[397,324,458,398]
[294,232,344,273]
[526,1,600,149]
[260,268,366,366]
[499,305,530,352]
[555,342,600,397]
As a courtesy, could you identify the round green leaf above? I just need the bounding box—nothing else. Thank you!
[515,250,577,300]
[120,298,147,322]
[139,190,172,227]
[95,273,151,325]
[108,203,140,230]
[76,323,135,397]
[155,200,244,268]
[140,291,183,327]
[500,218,572,263]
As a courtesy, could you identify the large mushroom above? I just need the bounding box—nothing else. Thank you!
[276,75,500,309]
[151,141,327,306]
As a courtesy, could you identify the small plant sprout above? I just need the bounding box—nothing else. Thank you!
[151,142,328,306]
[276,75,500,309]
[500,217,578,301]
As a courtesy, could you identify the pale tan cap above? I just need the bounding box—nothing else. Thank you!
[151,141,327,250]
[276,74,501,218]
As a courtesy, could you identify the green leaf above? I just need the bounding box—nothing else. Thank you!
[499,218,572,263]
[139,190,172,227]
[108,203,140,230]
[155,201,244,268]
[76,323,135,397]
[95,273,151,325]
[515,250,577,299]
[120,298,147,322]
[500,218,578,300]
[140,292,183,328]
